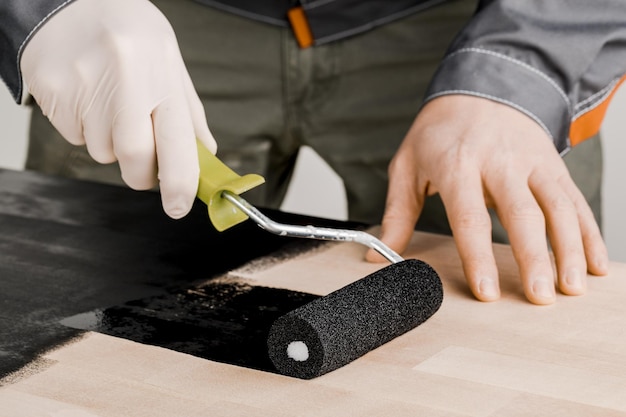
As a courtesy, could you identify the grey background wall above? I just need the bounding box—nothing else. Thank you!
[1,85,624,262]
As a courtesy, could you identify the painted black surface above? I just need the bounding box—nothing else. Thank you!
[0,169,359,380]
[62,282,320,373]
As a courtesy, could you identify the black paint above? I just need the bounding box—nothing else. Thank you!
[62,282,319,373]
[0,169,360,380]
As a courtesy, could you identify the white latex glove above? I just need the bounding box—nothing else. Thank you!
[21,0,217,219]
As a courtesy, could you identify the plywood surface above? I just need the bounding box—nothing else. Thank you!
[2,230,626,416]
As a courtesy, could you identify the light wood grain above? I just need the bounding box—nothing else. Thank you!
[2,231,626,416]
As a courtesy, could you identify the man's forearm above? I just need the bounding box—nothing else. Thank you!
[426,0,626,153]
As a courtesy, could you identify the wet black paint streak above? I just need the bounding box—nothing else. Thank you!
[61,282,320,373]
[0,169,366,380]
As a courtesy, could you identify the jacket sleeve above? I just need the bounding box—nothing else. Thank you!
[425,0,626,154]
[0,0,77,104]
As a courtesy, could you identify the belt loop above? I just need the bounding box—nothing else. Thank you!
[287,6,314,48]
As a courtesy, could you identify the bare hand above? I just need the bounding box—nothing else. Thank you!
[367,95,609,305]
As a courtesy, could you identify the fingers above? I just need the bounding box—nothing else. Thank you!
[560,178,609,276]
[110,105,158,191]
[104,73,207,220]
[529,174,587,296]
[83,97,118,165]
[524,170,607,301]
[440,170,500,302]
[46,102,87,147]
[366,153,422,263]
[493,177,556,305]
[152,91,199,219]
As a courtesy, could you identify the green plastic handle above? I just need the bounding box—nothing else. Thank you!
[196,141,265,231]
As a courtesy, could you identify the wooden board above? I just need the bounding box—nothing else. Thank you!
[2,230,626,416]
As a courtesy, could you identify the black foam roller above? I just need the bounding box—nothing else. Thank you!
[267,259,443,379]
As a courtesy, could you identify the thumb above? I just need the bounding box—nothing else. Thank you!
[366,161,424,263]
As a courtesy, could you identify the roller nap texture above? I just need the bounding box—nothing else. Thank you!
[267,259,443,379]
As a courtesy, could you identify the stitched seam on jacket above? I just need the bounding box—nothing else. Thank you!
[15,0,76,103]
[309,0,446,44]
[425,89,554,141]
[572,78,620,120]
[446,47,571,108]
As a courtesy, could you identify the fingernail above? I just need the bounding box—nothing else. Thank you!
[565,268,584,290]
[595,256,609,273]
[164,198,191,219]
[478,278,499,299]
[532,279,554,300]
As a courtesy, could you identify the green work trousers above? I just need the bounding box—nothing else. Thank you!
[26,0,603,241]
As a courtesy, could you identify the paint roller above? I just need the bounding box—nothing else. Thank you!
[196,142,443,379]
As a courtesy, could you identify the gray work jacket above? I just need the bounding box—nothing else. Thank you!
[1,0,625,153]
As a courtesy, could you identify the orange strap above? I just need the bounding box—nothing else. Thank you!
[569,75,626,146]
[288,6,314,48]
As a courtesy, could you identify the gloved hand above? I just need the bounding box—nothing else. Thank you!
[20,0,217,219]
[367,95,609,305]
